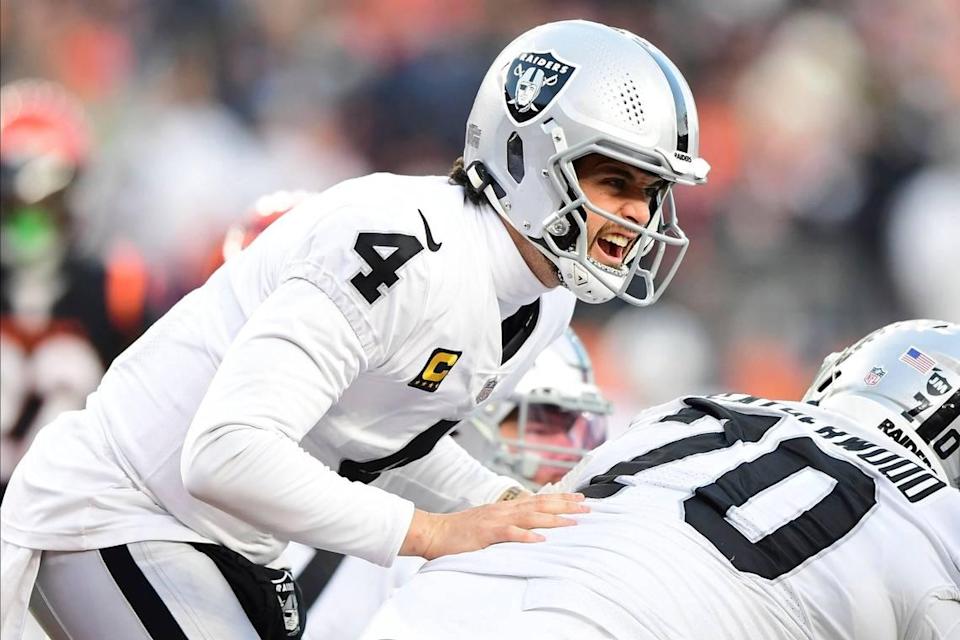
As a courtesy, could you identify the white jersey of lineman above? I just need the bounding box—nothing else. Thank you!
[0,174,575,570]
[384,394,960,640]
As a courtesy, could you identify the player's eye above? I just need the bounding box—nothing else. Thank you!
[526,404,579,434]
[642,181,668,201]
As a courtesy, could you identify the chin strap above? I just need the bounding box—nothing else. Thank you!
[467,159,567,288]
[466,161,513,219]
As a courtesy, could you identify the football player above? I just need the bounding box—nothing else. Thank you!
[451,326,610,489]
[199,189,312,279]
[1,20,708,640]
[289,327,611,639]
[0,79,148,499]
[361,320,960,640]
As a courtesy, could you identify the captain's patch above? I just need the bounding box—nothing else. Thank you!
[409,348,462,392]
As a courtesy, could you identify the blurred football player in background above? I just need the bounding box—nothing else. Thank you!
[0,79,147,499]
[362,319,959,640]
[287,327,611,640]
[1,20,708,640]
[200,189,312,279]
[454,327,610,489]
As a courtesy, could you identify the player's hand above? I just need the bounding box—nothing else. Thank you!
[400,493,589,560]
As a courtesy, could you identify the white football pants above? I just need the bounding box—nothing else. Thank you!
[31,541,260,640]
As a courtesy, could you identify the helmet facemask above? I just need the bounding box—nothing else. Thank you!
[452,328,612,489]
[493,387,610,487]
[535,134,689,305]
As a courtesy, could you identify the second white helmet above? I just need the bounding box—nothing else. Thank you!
[454,328,612,488]
[804,319,960,488]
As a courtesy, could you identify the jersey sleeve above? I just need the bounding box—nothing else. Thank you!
[373,435,521,512]
[182,278,414,566]
[277,200,435,367]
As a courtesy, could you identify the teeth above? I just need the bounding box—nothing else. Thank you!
[601,234,630,248]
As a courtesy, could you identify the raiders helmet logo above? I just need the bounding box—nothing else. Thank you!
[271,569,302,636]
[504,51,577,124]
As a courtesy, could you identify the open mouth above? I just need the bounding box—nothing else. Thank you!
[595,232,634,266]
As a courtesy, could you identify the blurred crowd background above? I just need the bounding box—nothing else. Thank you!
[2,0,958,469]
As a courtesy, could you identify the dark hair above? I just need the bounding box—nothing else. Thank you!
[448,156,486,205]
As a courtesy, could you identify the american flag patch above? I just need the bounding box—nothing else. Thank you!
[899,347,935,373]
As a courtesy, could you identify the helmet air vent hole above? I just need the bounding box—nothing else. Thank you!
[507,131,525,183]
[610,70,644,128]
[620,75,645,127]
[601,66,646,130]
[817,370,842,393]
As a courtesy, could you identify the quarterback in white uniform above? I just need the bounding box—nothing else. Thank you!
[0,19,710,640]
[362,320,960,640]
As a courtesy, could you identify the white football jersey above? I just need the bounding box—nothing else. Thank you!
[416,394,960,639]
[0,174,575,568]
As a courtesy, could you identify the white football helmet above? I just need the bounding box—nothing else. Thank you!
[454,328,611,488]
[463,20,710,306]
[804,319,960,488]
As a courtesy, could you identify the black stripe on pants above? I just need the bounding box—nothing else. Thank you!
[100,545,189,640]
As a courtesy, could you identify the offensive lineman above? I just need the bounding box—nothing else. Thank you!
[0,20,710,640]
[361,320,960,640]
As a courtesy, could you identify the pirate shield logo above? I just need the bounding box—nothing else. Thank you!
[504,51,577,124]
[271,569,302,636]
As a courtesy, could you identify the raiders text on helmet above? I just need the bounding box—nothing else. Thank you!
[463,20,710,305]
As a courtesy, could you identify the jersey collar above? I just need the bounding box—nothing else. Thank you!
[469,200,552,318]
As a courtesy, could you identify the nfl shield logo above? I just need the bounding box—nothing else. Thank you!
[504,51,577,124]
[475,377,499,404]
[864,366,886,386]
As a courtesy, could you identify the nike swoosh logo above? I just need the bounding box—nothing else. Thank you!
[419,209,442,252]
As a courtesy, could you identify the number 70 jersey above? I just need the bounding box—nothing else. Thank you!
[425,394,960,639]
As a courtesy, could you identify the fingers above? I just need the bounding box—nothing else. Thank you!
[545,492,586,503]
[490,493,587,538]
[411,494,593,559]
[514,493,590,515]
[514,511,579,530]
[504,525,545,543]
